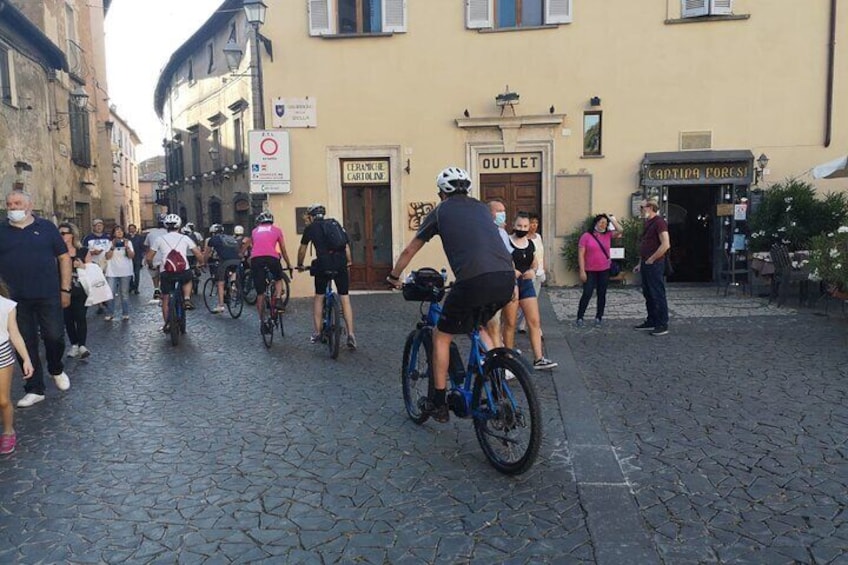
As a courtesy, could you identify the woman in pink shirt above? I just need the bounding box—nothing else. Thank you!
[576,214,622,326]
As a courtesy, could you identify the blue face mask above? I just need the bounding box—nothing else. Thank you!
[494,212,506,226]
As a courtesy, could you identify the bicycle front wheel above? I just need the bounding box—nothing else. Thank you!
[472,350,541,475]
[401,328,433,424]
[326,295,341,359]
[226,276,243,318]
[242,270,257,305]
[202,278,217,313]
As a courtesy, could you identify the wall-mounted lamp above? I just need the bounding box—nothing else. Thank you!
[754,153,769,185]
[590,96,601,107]
[50,86,90,129]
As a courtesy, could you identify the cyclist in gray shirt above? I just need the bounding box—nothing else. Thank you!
[388,167,514,422]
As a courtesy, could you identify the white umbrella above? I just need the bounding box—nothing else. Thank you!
[812,155,848,179]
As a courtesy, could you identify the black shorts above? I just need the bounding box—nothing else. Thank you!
[214,259,241,282]
[314,268,350,296]
[438,271,514,335]
[251,256,284,294]
[159,270,194,293]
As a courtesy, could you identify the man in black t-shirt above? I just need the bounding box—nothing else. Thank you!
[296,205,357,349]
[387,167,515,423]
[204,224,242,313]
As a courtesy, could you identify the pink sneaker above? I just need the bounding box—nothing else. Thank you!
[0,433,16,455]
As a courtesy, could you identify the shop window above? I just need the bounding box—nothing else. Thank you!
[309,0,406,36]
[681,0,732,18]
[583,111,602,157]
[467,0,571,30]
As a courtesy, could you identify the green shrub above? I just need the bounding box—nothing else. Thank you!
[749,178,848,252]
[808,227,848,292]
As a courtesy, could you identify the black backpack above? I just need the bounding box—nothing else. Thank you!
[320,219,347,251]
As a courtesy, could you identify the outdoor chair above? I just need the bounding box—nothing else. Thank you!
[769,244,810,307]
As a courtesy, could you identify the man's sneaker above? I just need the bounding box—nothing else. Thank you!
[650,325,669,336]
[78,346,91,359]
[422,399,449,423]
[634,322,655,331]
[184,299,195,310]
[17,393,45,408]
[533,357,558,371]
[52,372,70,391]
[67,345,79,358]
[574,319,585,328]
[104,315,114,321]
[0,433,16,455]
[594,318,604,327]
[310,333,321,344]
[213,305,225,314]
[346,334,357,350]
[153,289,161,301]
[162,323,170,333]
[122,315,130,321]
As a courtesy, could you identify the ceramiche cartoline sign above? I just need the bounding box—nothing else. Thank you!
[642,162,753,186]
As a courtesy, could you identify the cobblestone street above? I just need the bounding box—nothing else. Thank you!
[0,278,846,563]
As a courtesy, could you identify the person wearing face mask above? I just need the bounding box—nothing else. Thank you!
[58,222,92,359]
[488,199,512,252]
[502,212,557,371]
[576,213,623,327]
[0,190,72,407]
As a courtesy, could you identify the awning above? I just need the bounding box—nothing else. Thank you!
[812,155,848,179]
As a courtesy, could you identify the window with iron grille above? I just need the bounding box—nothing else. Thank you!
[70,100,91,167]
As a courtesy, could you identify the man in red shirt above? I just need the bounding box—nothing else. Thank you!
[633,199,671,336]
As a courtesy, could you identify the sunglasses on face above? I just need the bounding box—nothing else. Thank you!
[60,231,72,235]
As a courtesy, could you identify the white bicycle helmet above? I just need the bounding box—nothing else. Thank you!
[163,213,182,229]
[180,225,192,235]
[209,223,224,235]
[234,225,244,236]
[256,212,274,224]
[436,167,471,195]
[306,203,325,218]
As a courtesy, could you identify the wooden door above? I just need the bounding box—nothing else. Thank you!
[343,186,393,289]
[480,172,542,230]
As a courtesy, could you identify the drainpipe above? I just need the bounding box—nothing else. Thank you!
[825,0,836,147]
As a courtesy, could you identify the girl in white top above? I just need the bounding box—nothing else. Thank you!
[0,278,34,455]
[104,225,135,321]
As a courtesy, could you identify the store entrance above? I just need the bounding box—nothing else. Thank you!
[666,185,720,282]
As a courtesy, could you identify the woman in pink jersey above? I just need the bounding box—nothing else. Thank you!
[250,212,293,324]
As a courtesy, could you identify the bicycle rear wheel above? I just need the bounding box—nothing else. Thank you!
[242,269,257,305]
[226,276,243,318]
[401,328,433,424]
[472,350,541,475]
[202,278,217,312]
[280,271,291,308]
[260,303,273,348]
[326,294,341,359]
[169,295,180,346]
[277,310,285,338]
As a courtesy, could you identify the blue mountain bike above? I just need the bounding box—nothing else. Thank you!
[401,269,541,475]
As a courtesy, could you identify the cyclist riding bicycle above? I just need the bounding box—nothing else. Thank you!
[145,214,205,332]
[387,167,515,422]
[144,214,168,302]
[204,224,243,313]
[250,212,292,326]
[296,204,357,350]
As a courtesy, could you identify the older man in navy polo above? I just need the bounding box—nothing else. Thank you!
[0,190,72,407]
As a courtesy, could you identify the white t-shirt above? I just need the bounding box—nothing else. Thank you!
[105,240,134,278]
[0,295,17,343]
[144,228,168,267]
[531,233,545,277]
[151,232,197,273]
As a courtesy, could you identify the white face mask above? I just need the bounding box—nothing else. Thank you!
[7,210,27,223]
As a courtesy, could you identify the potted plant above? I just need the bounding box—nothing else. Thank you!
[808,226,848,300]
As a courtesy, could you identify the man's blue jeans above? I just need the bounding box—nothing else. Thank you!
[15,298,66,395]
[641,261,668,327]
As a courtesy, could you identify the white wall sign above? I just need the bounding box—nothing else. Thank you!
[272,97,317,128]
[249,130,291,194]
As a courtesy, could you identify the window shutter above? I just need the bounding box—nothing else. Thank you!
[545,0,572,24]
[710,0,732,15]
[466,0,493,29]
[382,0,407,33]
[681,0,709,18]
[308,0,332,36]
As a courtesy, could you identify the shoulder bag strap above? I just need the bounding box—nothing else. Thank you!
[589,232,610,259]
